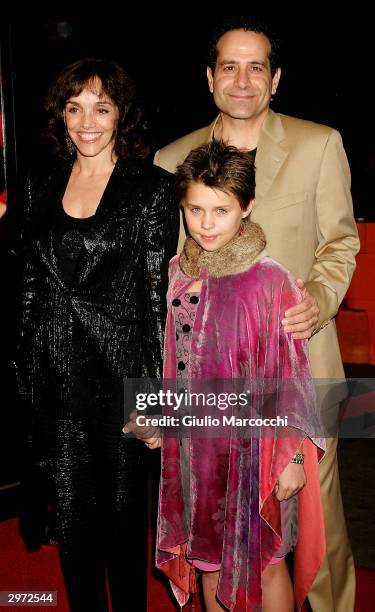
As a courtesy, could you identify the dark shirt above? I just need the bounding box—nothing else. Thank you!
[246,148,257,163]
[52,204,95,286]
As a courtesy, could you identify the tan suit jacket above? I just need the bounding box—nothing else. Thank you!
[154,110,360,380]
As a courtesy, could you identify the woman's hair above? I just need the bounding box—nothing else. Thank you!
[43,57,150,159]
[175,140,255,211]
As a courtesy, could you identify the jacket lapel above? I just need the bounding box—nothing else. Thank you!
[32,161,73,290]
[204,119,219,142]
[73,158,137,284]
[206,111,289,204]
[253,110,289,204]
[31,158,137,289]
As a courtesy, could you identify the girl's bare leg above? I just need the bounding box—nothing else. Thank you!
[201,570,226,612]
[261,559,294,612]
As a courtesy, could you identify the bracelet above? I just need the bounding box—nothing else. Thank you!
[290,452,304,465]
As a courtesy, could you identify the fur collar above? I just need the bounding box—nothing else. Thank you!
[179,218,267,279]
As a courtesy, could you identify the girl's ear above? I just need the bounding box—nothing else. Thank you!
[242,199,254,218]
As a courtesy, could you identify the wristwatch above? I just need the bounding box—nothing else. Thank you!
[290,452,304,465]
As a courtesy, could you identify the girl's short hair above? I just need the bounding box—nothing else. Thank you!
[43,57,149,160]
[175,140,255,210]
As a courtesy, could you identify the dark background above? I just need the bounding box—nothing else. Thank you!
[1,6,375,500]
[5,6,375,221]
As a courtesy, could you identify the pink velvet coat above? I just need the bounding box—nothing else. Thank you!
[156,251,325,611]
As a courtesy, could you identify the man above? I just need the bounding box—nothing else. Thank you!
[154,17,359,612]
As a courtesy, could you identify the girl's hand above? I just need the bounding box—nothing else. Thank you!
[123,409,161,446]
[274,463,306,501]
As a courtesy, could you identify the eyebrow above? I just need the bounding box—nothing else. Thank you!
[185,202,232,208]
[65,99,115,106]
[217,59,267,66]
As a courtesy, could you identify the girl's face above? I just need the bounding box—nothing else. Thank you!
[64,79,119,160]
[183,181,253,252]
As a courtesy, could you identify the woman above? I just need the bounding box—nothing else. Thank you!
[17,58,178,611]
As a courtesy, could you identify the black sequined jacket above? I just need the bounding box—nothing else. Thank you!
[17,157,179,423]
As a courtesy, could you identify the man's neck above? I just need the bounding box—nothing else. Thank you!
[214,110,269,151]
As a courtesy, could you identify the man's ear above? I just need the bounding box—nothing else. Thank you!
[242,199,254,218]
[207,66,214,94]
[271,67,281,95]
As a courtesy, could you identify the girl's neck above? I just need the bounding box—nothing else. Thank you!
[187,279,202,293]
[180,218,267,281]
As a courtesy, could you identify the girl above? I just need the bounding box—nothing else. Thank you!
[147,140,326,612]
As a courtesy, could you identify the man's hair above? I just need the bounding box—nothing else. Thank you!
[43,57,150,160]
[175,140,255,211]
[206,16,283,76]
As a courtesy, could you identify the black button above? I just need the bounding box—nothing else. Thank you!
[172,298,181,307]
[190,296,199,304]
[178,361,186,371]
[182,324,191,333]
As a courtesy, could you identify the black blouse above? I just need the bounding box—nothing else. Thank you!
[52,204,95,286]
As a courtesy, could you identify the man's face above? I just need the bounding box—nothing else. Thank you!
[207,29,281,122]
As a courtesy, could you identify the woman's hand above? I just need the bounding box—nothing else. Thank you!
[142,437,161,450]
[274,463,306,501]
[123,409,161,449]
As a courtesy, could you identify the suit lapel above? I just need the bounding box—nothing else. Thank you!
[206,112,289,203]
[253,110,289,204]
[205,118,220,142]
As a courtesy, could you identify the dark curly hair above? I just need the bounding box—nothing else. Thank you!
[206,16,283,76]
[43,57,150,160]
[176,140,255,211]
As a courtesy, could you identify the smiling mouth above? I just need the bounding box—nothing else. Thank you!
[78,132,102,142]
[228,94,255,99]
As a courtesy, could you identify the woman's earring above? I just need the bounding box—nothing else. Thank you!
[65,134,76,156]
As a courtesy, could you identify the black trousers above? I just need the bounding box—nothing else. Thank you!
[21,415,148,612]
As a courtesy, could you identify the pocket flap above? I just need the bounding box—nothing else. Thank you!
[269,192,308,210]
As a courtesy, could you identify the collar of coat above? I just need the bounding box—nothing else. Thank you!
[179,217,267,279]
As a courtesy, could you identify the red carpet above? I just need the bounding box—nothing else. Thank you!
[0,518,199,611]
[0,518,374,611]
